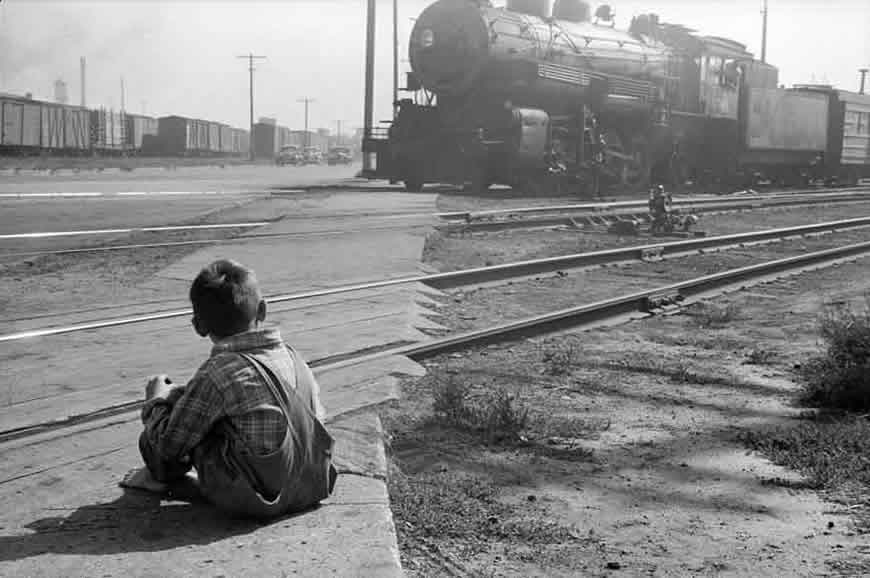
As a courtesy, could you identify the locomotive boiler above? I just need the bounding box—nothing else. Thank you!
[365,0,762,193]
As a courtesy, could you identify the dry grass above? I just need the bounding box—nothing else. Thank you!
[688,301,742,328]
[800,299,870,412]
[744,347,777,365]
[742,299,870,536]
[431,374,529,444]
[541,342,578,376]
[741,415,870,533]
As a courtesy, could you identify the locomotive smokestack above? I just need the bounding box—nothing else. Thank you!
[860,69,869,95]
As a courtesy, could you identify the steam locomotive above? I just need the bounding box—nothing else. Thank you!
[364,0,870,194]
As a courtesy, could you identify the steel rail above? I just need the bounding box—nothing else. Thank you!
[4,238,869,444]
[437,187,870,222]
[5,189,866,256]
[441,194,870,233]
[3,189,865,245]
[397,239,870,358]
[0,222,438,260]
[4,216,870,343]
[0,221,270,241]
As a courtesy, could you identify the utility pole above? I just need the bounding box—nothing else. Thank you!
[0,3,7,91]
[237,53,266,161]
[336,120,342,145]
[393,0,399,118]
[298,98,316,148]
[120,76,125,112]
[80,57,87,107]
[363,0,376,173]
[760,0,768,64]
[860,68,869,95]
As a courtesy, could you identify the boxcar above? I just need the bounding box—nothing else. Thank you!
[235,128,250,157]
[125,113,159,151]
[40,103,65,150]
[207,122,220,154]
[157,115,189,155]
[219,124,233,154]
[64,107,91,150]
[0,96,41,149]
[253,122,278,159]
[190,119,210,153]
[837,90,870,182]
[90,109,126,152]
[0,96,90,153]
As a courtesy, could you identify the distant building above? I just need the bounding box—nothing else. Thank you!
[54,79,68,104]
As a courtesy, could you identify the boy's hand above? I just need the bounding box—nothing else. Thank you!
[145,375,176,400]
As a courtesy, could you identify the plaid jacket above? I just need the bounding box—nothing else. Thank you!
[141,326,325,465]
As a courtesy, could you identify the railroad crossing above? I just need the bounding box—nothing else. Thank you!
[0,189,438,577]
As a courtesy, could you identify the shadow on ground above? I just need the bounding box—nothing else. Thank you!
[0,489,307,562]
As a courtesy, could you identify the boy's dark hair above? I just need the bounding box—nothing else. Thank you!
[190,260,262,339]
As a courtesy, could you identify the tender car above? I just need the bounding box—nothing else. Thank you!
[303,147,324,165]
[276,145,303,166]
[327,146,353,165]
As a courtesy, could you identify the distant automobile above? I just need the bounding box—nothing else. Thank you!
[303,147,324,165]
[276,145,303,166]
[327,146,353,165]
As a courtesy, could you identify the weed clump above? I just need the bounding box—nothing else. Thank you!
[431,375,529,443]
[689,301,741,328]
[741,415,870,492]
[801,300,870,411]
[541,343,577,376]
[744,348,776,365]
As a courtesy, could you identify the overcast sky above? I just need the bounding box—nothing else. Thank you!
[1,0,868,133]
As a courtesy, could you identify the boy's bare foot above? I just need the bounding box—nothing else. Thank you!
[120,467,169,493]
[120,467,204,503]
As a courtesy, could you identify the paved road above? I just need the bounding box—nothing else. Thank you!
[0,164,360,195]
[0,165,402,256]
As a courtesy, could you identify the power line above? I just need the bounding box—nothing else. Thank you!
[237,53,266,161]
[297,97,316,148]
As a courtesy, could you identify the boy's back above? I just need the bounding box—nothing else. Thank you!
[137,260,335,519]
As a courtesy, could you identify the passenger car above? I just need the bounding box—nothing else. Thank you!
[276,145,303,166]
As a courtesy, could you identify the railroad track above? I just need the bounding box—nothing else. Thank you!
[3,217,870,442]
[440,188,870,233]
[439,185,870,220]
[4,187,870,259]
[5,215,870,341]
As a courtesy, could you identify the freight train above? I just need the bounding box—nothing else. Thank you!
[363,0,870,193]
[0,92,250,157]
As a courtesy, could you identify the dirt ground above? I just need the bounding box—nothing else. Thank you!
[383,204,870,576]
[0,194,332,323]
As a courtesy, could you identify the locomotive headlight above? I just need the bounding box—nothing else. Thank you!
[421,29,435,48]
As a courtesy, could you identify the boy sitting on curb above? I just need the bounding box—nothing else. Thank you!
[124,259,336,519]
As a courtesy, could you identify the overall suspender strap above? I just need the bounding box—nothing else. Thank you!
[238,350,337,500]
